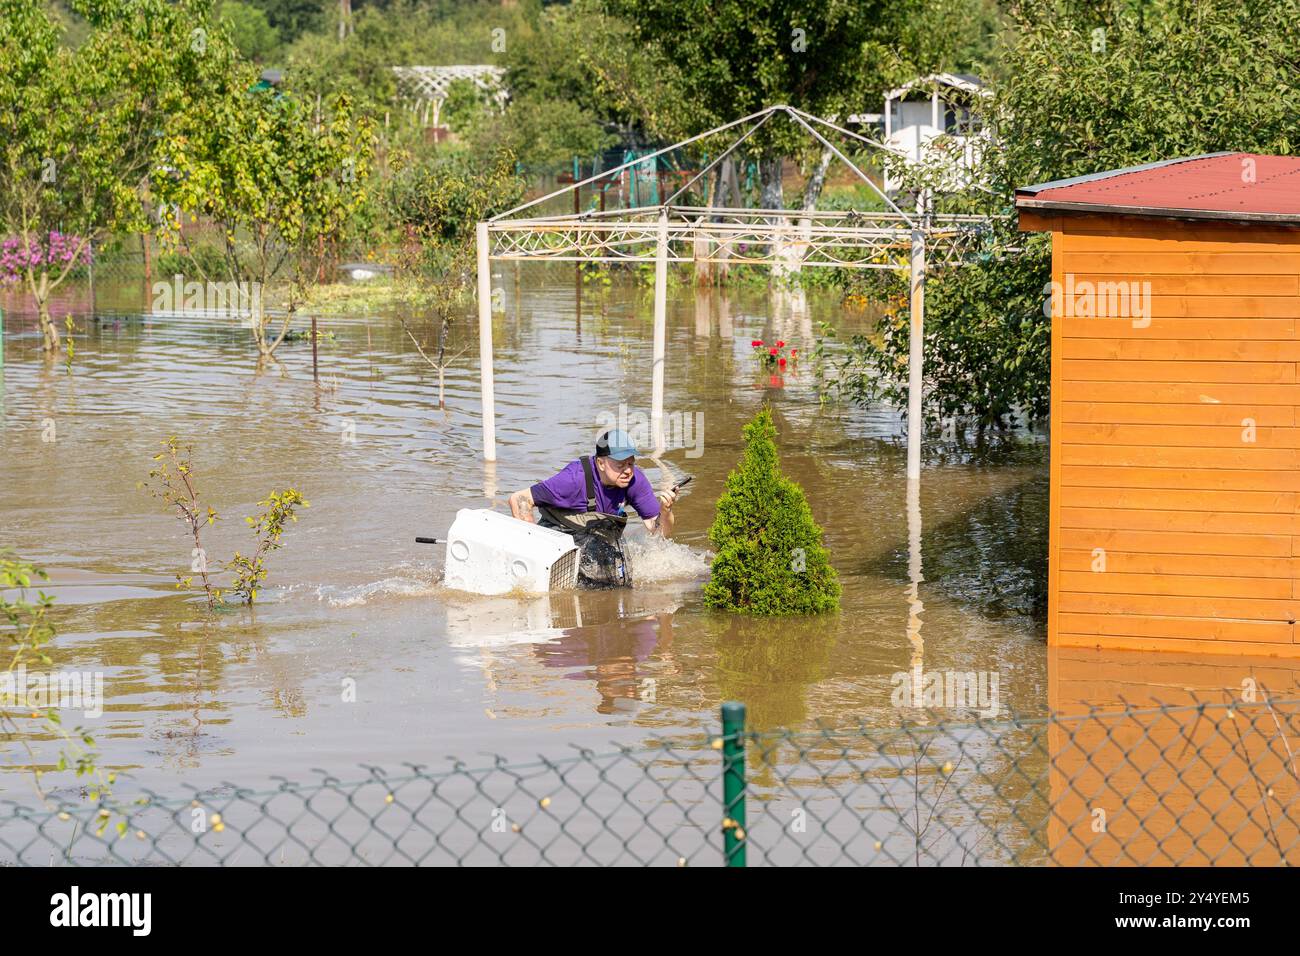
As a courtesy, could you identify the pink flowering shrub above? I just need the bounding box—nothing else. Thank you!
[1,232,93,285]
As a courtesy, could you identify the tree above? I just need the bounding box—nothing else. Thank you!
[996,0,1300,184]
[0,0,228,353]
[487,2,620,173]
[155,79,375,363]
[704,407,840,615]
[384,150,523,403]
[247,0,326,46]
[827,0,1300,435]
[598,0,891,208]
[219,0,281,60]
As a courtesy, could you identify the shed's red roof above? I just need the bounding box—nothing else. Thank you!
[1016,153,1300,223]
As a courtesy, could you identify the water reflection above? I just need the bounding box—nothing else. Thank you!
[905,478,924,672]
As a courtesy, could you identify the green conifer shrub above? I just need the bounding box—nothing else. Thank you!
[703,407,840,615]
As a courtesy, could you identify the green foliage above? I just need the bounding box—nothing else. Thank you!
[1,553,56,671]
[247,0,323,46]
[463,96,616,175]
[143,436,223,608]
[0,0,233,350]
[602,0,887,146]
[487,1,619,172]
[384,150,523,277]
[441,78,491,135]
[1,551,110,804]
[141,437,308,608]
[589,0,1005,208]
[279,0,534,111]
[219,0,280,60]
[996,0,1300,185]
[826,230,1052,431]
[862,0,1004,92]
[227,489,309,604]
[704,408,840,616]
[155,241,228,280]
[155,75,376,357]
[827,0,1300,435]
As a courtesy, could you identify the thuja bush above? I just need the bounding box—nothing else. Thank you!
[703,408,840,615]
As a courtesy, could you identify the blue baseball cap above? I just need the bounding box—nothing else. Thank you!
[595,429,638,461]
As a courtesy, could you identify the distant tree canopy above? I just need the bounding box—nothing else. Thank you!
[220,0,280,60]
[600,0,886,136]
[592,0,1003,205]
[996,0,1300,186]
[246,0,326,44]
[830,0,1300,434]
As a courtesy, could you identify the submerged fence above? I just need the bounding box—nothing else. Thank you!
[1,696,1297,866]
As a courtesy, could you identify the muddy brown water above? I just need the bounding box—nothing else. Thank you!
[0,271,1049,853]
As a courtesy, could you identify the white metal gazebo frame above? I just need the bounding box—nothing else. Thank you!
[392,65,508,129]
[474,104,993,480]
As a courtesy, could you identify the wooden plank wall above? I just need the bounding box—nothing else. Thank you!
[1047,213,1300,657]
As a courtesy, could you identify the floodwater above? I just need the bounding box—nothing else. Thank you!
[0,269,1052,857]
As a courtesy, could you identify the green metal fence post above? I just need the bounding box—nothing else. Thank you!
[721,700,747,867]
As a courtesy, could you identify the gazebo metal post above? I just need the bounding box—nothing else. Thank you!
[907,189,930,482]
[476,221,497,461]
[651,207,669,454]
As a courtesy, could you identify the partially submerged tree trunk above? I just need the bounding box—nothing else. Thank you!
[24,232,92,353]
[758,155,785,210]
[714,157,741,284]
[695,164,724,286]
[401,311,459,417]
[760,155,790,280]
[30,271,59,353]
[801,145,834,216]
[789,145,835,279]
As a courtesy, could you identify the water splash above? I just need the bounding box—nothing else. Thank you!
[313,574,441,608]
[625,535,712,585]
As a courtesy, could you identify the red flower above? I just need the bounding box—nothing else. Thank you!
[769,347,778,356]
[753,339,764,346]
[776,340,785,348]
[778,357,787,369]
[791,349,798,357]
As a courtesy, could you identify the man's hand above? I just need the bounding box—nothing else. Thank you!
[645,485,676,537]
[509,488,536,523]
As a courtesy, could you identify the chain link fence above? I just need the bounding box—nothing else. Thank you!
[1,696,1297,866]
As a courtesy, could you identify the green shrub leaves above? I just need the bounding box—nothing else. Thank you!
[704,408,840,616]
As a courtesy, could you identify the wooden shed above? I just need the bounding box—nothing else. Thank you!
[1017,153,1300,658]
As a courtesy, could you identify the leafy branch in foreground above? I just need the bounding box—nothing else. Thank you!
[141,438,309,609]
[1,551,113,815]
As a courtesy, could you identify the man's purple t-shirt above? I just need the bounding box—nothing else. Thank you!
[531,459,661,519]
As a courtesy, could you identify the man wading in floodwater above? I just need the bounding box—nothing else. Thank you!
[508,429,677,588]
